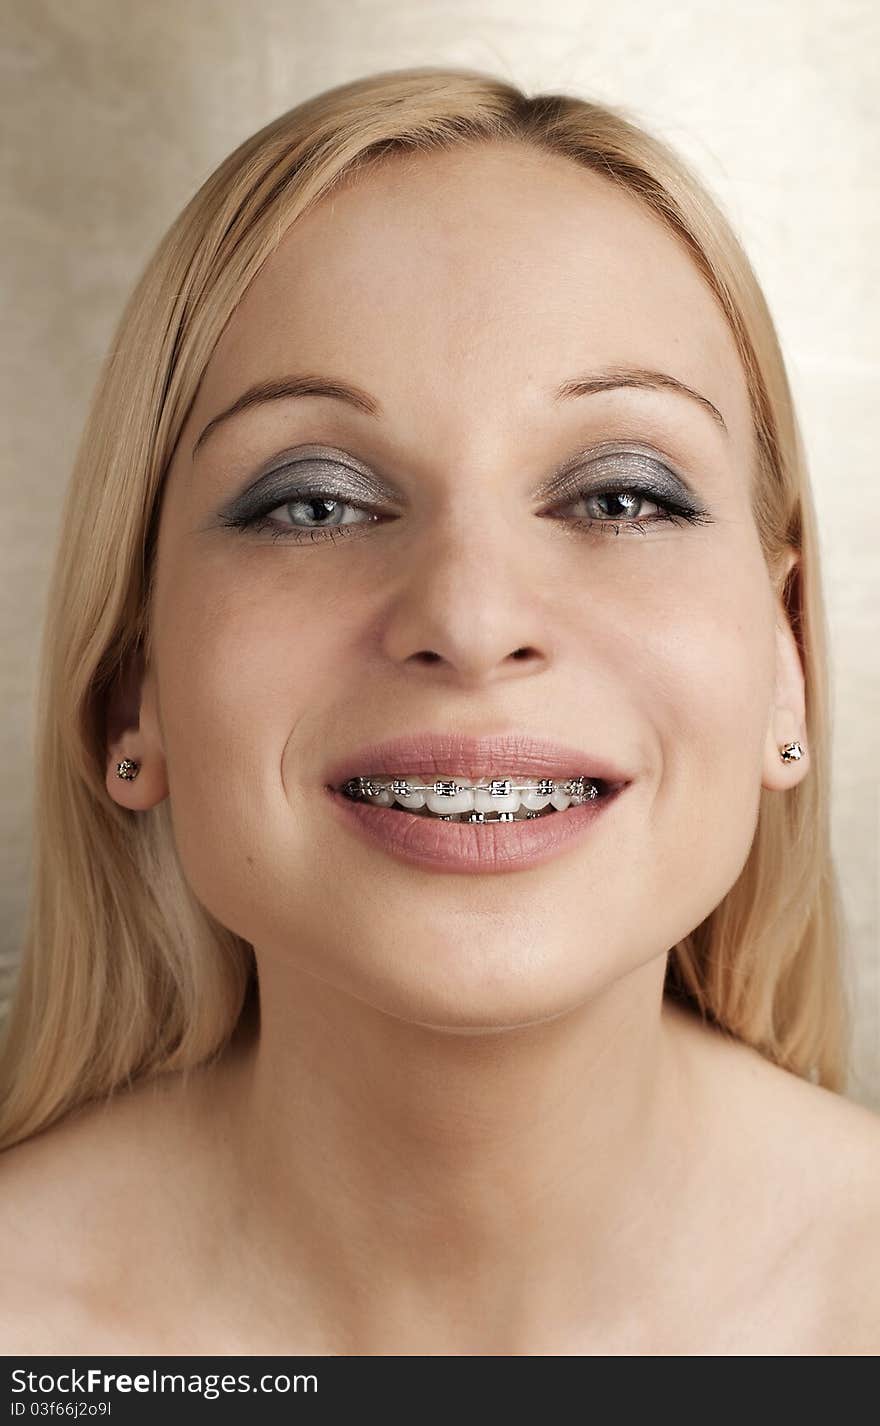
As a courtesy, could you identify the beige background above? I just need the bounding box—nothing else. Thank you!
[2,1,878,1107]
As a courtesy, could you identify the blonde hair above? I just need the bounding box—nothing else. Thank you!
[0,66,851,1151]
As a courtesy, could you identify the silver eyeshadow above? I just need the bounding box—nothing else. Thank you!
[214,441,709,527]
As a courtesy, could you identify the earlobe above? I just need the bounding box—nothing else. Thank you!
[106,748,168,808]
[762,721,809,792]
[104,647,169,809]
[761,562,810,792]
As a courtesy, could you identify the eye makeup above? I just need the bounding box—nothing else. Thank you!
[210,437,714,547]
[217,437,706,513]
[536,442,704,512]
[215,444,387,527]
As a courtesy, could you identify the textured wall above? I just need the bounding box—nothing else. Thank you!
[2,0,877,1106]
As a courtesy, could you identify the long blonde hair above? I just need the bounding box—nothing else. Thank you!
[0,66,851,1151]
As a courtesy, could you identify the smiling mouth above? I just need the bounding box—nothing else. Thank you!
[335,774,613,822]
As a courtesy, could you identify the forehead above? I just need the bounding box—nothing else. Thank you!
[198,141,752,450]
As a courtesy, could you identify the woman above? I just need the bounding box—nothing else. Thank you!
[1,67,878,1356]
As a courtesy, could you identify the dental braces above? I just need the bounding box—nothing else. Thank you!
[342,776,601,799]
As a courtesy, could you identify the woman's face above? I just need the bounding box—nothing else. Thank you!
[131,141,804,1029]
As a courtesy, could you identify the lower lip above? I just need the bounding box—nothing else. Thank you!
[323,784,627,874]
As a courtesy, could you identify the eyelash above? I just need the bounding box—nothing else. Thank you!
[221,473,713,545]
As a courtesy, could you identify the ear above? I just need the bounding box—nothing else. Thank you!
[105,644,169,809]
[762,550,810,792]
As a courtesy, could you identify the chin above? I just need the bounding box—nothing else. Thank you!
[344,955,615,1036]
[407,1006,579,1036]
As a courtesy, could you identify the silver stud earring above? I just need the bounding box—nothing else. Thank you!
[779,741,804,763]
[116,758,140,780]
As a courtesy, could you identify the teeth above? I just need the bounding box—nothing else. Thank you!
[427,788,478,814]
[340,774,603,819]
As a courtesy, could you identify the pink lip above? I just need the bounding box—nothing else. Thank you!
[322,731,631,790]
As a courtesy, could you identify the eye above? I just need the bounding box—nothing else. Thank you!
[236,493,380,544]
[216,450,387,544]
[540,444,715,537]
[216,445,714,546]
[548,483,711,536]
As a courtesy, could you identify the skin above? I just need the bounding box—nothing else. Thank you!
[3,140,880,1355]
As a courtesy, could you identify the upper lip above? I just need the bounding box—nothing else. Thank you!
[324,731,632,790]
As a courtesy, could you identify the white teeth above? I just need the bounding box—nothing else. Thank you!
[519,788,553,810]
[392,788,428,810]
[426,782,476,815]
[471,781,519,815]
[341,774,601,818]
[362,786,395,806]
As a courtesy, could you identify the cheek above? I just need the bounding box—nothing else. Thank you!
[648,552,775,766]
[619,540,776,927]
[151,557,352,931]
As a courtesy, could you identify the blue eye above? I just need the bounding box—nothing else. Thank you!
[551,484,713,538]
[217,449,713,544]
[223,487,710,544]
[234,493,380,544]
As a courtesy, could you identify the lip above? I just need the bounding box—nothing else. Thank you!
[324,781,627,874]
[322,731,632,790]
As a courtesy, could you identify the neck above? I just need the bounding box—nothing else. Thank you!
[206,961,709,1353]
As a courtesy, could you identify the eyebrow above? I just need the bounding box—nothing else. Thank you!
[554,367,728,434]
[191,365,727,459]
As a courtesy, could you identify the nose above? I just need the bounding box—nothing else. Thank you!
[378,506,552,687]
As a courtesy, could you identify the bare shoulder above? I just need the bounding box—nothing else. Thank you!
[669,1002,880,1353]
[769,1071,880,1355]
[0,1069,206,1353]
